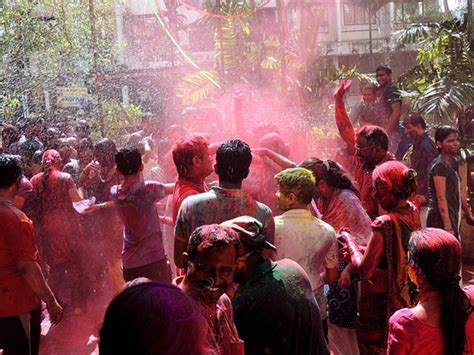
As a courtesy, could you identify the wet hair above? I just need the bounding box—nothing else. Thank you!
[187,224,240,262]
[94,139,117,165]
[77,137,94,154]
[405,113,427,130]
[1,124,20,146]
[435,125,458,144]
[300,158,360,197]
[99,282,209,355]
[115,147,142,176]
[172,134,210,179]
[408,229,472,355]
[274,168,316,205]
[0,154,23,188]
[376,64,392,75]
[32,150,44,165]
[372,160,417,199]
[40,150,62,193]
[356,125,389,151]
[215,139,252,183]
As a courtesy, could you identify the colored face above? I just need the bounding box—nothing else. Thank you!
[373,178,398,211]
[376,70,391,87]
[199,146,214,177]
[186,245,236,304]
[437,133,460,156]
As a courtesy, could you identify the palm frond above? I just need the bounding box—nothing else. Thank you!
[410,79,474,123]
[176,71,219,105]
[393,23,437,45]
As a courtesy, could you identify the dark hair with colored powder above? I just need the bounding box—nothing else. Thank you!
[115,147,142,176]
[187,224,240,262]
[274,167,316,205]
[99,282,210,355]
[94,139,117,163]
[408,228,472,355]
[0,154,23,188]
[372,160,417,199]
[356,125,389,151]
[300,157,360,197]
[434,125,458,144]
[172,133,210,179]
[215,139,252,183]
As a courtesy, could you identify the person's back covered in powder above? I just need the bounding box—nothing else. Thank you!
[222,216,329,355]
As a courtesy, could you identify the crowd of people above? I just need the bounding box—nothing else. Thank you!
[1,64,474,355]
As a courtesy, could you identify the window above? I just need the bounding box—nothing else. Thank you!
[343,3,376,26]
[311,4,329,32]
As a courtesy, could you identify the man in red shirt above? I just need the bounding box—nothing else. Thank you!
[0,154,62,355]
[171,133,214,222]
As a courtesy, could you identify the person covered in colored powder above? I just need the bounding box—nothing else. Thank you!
[174,224,244,355]
[0,154,63,355]
[340,161,421,354]
[86,146,174,283]
[171,133,214,223]
[174,139,275,269]
[222,216,329,355]
[29,149,85,314]
[301,158,371,355]
[334,80,395,219]
[387,228,474,354]
[273,167,338,342]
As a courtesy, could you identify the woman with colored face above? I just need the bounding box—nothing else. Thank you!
[426,126,474,238]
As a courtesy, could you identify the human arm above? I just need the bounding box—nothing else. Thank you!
[334,80,356,151]
[461,194,474,225]
[338,263,355,288]
[341,230,385,280]
[17,260,63,324]
[163,183,175,195]
[159,216,174,226]
[83,200,115,213]
[385,101,402,133]
[66,176,83,203]
[252,147,295,170]
[433,176,454,232]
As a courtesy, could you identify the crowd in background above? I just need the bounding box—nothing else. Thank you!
[1,64,474,355]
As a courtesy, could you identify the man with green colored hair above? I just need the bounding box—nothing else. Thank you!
[274,167,338,342]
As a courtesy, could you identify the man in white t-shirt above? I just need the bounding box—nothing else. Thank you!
[274,167,338,341]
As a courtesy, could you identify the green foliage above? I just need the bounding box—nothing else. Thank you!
[103,101,144,143]
[394,18,473,123]
[176,71,220,105]
[1,0,119,122]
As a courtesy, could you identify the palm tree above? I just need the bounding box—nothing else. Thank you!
[394,17,474,123]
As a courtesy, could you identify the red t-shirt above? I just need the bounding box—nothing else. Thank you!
[0,200,41,316]
[172,178,208,223]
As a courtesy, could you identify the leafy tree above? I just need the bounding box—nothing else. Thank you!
[394,17,474,123]
[0,0,119,125]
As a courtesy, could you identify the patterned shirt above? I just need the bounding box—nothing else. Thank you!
[175,186,275,245]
